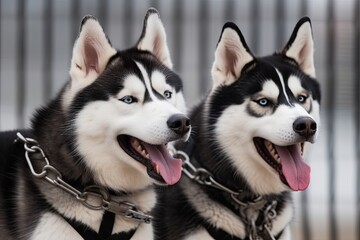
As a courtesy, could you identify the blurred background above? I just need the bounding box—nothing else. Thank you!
[0,0,359,239]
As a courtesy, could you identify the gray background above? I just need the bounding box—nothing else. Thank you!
[0,0,359,239]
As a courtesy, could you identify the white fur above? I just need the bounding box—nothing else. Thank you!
[183,229,214,240]
[151,70,187,114]
[31,213,82,240]
[183,178,247,238]
[261,80,280,98]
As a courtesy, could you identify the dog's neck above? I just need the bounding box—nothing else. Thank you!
[176,125,290,212]
[178,145,290,240]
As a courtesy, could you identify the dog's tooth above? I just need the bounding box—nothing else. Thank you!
[271,148,276,156]
[137,145,142,153]
[155,165,160,174]
[142,149,149,158]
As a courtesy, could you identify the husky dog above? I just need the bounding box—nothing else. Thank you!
[0,8,190,240]
[154,18,320,240]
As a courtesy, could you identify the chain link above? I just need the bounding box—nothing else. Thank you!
[174,149,278,239]
[175,151,242,196]
[16,132,153,224]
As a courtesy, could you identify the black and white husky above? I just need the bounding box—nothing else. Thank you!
[0,8,190,239]
[155,18,320,240]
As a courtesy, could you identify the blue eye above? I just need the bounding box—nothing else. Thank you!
[256,98,270,107]
[120,96,137,104]
[164,90,172,99]
[298,95,307,103]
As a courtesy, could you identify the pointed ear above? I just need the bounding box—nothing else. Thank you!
[70,15,116,83]
[211,22,254,87]
[137,8,173,69]
[283,17,315,78]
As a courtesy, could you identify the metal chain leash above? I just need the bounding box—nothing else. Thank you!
[174,150,278,239]
[174,151,241,195]
[16,132,153,224]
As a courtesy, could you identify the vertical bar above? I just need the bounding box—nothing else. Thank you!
[224,0,234,21]
[173,0,183,72]
[250,0,260,54]
[123,0,134,47]
[275,0,285,49]
[0,0,2,129]
[300,0,308,17]
[326,0,337,239]
[98,0,108,32]
[16,0,26,128]
[43,0,52,101]
[298,2,311,240]
[198,0,209,93]
[354,0,360,239]
[150,0,160,11]
[71,0,80,43]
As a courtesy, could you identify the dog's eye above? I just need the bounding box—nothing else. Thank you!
[256,98,270,107]
[164,90,172,99]
[120,95,137,104]
[297,95,307,103]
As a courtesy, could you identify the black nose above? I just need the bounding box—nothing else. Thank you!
[293,117,317,139]
[167,114,191,136]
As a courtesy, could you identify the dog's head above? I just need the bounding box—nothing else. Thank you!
[207,18,320,194]
[62,9,190,191]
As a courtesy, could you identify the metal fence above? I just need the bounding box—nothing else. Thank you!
[0,0,359,239]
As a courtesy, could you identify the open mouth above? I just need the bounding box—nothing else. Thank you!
[117,135,182,185]
[253,137,310,191]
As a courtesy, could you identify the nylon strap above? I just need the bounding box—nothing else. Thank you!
[60,210,136,240]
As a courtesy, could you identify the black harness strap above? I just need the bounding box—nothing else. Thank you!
[98,211,116,239]
[66,216,100,240]
[59,210,136,240]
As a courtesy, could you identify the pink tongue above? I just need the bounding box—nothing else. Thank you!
[142,143,182,185]
[274,145,311,191]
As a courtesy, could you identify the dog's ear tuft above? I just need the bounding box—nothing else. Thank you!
[137,8,173,69]
[211,22,254,87]
[70,15,116,83]
[282,17,315,78]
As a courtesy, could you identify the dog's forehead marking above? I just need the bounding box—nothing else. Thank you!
[122,75,146,98]
[260,80,280,99]
[151,70,168,92]
[288,75,304,94]
[135,61,157,100]
[274,68,290,104]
